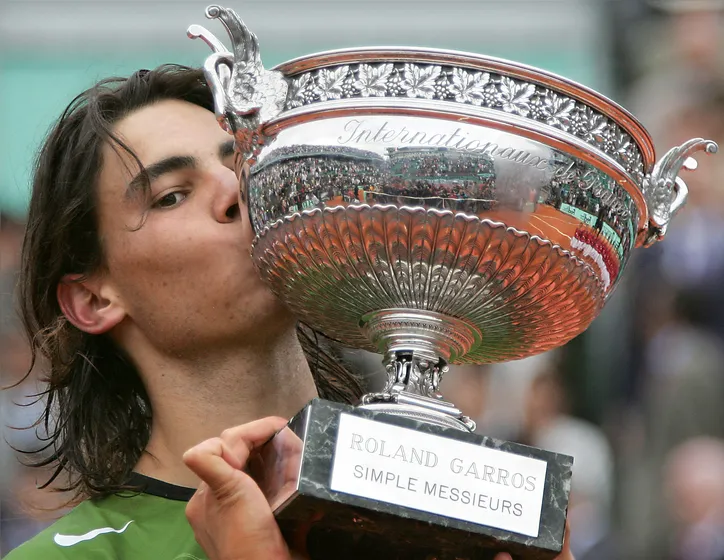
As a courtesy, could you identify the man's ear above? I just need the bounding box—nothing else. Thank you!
[57,274,126,335]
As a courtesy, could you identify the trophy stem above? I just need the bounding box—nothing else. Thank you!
[359,309,481,432]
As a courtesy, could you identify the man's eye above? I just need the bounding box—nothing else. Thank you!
[153,191,187,209]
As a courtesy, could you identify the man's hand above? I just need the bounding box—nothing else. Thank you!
[183,416,294,560]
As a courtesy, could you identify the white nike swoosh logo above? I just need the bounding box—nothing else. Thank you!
[53,520,134,547]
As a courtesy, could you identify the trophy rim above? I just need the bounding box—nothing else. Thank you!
[260,99,649,246]
[272,46,655,172]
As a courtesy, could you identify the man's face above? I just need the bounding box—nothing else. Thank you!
[95,99,289,356]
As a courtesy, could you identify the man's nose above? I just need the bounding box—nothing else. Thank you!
[213,170,242,223]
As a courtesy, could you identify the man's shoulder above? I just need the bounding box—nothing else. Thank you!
[4,501,111,559]
[4,493,204,559]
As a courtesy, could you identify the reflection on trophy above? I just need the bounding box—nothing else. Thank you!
[189,5,717,559]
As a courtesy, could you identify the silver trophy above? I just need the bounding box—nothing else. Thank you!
[189,6,717,559]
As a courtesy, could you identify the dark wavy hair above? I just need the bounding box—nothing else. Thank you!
[16,64,363,503]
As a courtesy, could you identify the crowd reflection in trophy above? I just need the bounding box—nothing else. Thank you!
[253,146,500,224]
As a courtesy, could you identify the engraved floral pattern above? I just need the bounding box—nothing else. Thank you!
[528,92,548,121]
[288,73,315,108]
[401,64,442,99]
[610,130,632,162]
[354,63,394,97]
[585,113,610,147]
[434,75,451,99]
[540,92,575,131]
[315,65,349,101]
[618,139,635,165]
[570,105,593,138]
[624,143,643,176]
[283,62,646,180]
[497,76,536,117]
[386,72,405,96]
[341,77,358,97]
[481,82,500,107]
[449,68,489,105]
[602,125,620,154]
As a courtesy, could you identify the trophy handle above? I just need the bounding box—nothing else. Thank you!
[187,24,235,130]
[643,138,718,246]
[188,5,288,144]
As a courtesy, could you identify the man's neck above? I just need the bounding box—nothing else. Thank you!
[133,325,317,488]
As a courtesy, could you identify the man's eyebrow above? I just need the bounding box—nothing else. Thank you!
[219,140,235,159]
[127,155,196,196]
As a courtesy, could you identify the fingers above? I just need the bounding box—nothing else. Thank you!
[183,438,243,495]
[493,554,513,560]
[184,417,289,499]
[220,416,289,466]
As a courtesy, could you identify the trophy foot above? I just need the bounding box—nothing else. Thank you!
[359,309,481,432]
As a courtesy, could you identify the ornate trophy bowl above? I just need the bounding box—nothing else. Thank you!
[190,6,717,559]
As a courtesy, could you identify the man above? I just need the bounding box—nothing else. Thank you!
[6,65,572,559]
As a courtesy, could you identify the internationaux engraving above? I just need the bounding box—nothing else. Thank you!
[337,119,550,171]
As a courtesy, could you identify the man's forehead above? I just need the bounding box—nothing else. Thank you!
[112,100,228,164]
[103,106,226,181]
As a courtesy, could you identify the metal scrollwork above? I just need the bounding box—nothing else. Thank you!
[643,138,718,245]
[188,5,288,149]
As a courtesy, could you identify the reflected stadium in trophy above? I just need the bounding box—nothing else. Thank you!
[189,5,717,559]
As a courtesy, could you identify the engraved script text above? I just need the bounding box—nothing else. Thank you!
[337,119,549,170]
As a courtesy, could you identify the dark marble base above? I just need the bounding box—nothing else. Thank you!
[271,399,572,560]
